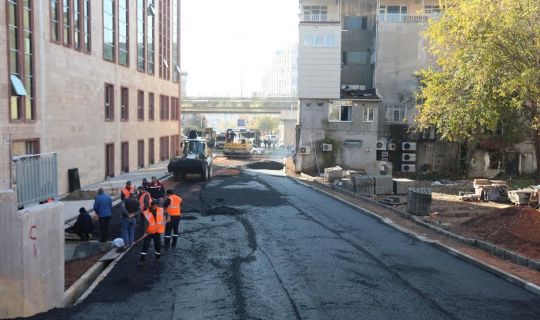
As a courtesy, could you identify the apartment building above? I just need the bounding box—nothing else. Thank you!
[1,0,181,195]
[259,45,298,98]
[296,0,456,175]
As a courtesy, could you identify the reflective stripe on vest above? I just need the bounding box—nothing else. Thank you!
[167,195,182,216]
[121,186,135,198]
[143,208,165,234]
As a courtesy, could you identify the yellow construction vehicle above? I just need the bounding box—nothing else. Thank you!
[222,129,252,158]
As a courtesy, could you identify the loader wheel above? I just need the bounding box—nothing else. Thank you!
[202,165,209,181]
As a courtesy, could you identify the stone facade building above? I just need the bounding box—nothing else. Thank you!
[1,0,181,195]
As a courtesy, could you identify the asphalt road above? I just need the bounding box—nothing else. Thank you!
[29,166,540,320]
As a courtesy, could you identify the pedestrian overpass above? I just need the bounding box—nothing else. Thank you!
[181,97,297,114]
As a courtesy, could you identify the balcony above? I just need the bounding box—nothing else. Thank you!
[377,13,441,23]
[300,14,340,23]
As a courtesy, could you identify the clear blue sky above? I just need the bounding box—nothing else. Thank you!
[181,0,299,97]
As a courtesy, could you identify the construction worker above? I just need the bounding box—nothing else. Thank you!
[148,176,165,202]
[120,181,136,201]
[139,201,167,266]
[138,186,151,212]
[163,190,182,248]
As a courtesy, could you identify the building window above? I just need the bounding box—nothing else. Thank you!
[159,0,170,80]
[83,0,91,52]
[147,1,155,75]
[136,0,146,72]
[12,139,40,156]
[379,5,408,21]
[50,0,61,42]
[8,0,35,121]
[118,0,129,66]
[148,92,155,120]
[303,5,327,22]
[148,138,155,164]
[363,107,374,122]
[120,87,129,121]
[103,0,115,61]
[343,51,369,65]
[172,0,179,83]
[62,0,71,46]
[386,105,407,122]
[170,97,179,120]
[137,90,144,120]
[344,16,367,31]
[105,143,115,177]
[104,83,114,121]
[160,95,169,120]
[329,105,352,122]
[121,141,129,173]
[160,136,170,161]
[302,33,336,47]
[424,5,441,15]
[137,139,144,168]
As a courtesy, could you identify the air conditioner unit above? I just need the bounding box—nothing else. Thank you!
[381,151,389,158]
[381,157,389,162]
[388,143,397,150]
[402,153,417,162]
[422,127,435,140]
[402,164,416,173]
[402,142,417,151]
[376,140,387,150]
[321,143,333,152]
[299,146,311,154]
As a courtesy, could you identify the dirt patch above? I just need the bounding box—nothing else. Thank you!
[204,206,243,216]
[246,161,284,170]
[65,252,105,289]
[460,206,540,259]
[214,168,241,176]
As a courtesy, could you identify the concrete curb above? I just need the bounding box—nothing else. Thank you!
[286,175,540,296]
[62,173,172,306]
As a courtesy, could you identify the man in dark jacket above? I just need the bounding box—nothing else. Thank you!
[121,193,140,246]
[67,207,93,241]
[93,188,113,242]
[148,176,165,201]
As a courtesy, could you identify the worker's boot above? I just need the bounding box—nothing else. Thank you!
[138,255,145,267]
[164,236,171,249]
[171,236,178,248]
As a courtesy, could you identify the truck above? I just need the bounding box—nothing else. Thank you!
[168,130,213,181]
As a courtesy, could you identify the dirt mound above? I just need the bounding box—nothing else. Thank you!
[246,161,284,170]
[463,206,540,258]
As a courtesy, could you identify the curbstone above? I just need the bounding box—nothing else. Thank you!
[64,261,106,306]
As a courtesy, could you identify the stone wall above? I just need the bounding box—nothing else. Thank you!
[0,190,64,318]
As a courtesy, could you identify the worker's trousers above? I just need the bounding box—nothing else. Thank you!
[140,233,162,260]
[164,216,181,247]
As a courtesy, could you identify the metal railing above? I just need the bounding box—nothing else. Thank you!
[377,13,441,22]
[12,153,58,207]
[300,14,340,23]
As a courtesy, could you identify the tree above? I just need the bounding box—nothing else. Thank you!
[416,0,540,176]
[253,115,280,133]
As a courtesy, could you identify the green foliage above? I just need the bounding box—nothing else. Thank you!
[416,0,540,144]
[253,115,279,132]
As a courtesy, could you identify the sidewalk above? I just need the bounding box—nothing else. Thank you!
[61,161,171,224]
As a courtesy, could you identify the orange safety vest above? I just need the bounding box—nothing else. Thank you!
[143,208,165,234]
[139,192,151,210]
[121,186,135,199]
[167,194,182,216]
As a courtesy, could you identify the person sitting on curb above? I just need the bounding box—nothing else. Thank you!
[139,201,168,266]
[66,207,93,241]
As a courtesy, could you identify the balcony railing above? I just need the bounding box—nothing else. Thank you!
[377,13,441,23]
[300,14,340,23]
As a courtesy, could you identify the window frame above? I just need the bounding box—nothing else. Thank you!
[137,139,145,168]
[121,141,129,173]
[104,83,114,121]
[385,105,407,123]
[136,0,146,72]
[363,106,374,122]
[117,0,129,66]
[148,137,155,164]
[148,92,155,120]
[102,0,116,62]
[137,89,144,121]
[120,86,129,121]
[329,105,352,122]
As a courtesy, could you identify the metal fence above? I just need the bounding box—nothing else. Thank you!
[12,153,58,207]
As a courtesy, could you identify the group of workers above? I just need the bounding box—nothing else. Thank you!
[69,176,183,267]
[119,176,183,266]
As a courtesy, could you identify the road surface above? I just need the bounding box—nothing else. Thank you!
[30,164,540,319]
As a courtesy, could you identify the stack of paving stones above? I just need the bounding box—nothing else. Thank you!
[406,188,432,216]
[373,176,394,195]
[353,176,375,196]
[393,178,415,195]
[324,166,343,184]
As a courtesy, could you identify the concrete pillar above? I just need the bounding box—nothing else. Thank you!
[0,190,64,319]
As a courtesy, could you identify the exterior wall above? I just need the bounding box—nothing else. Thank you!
[297,24,342,99]
[0,1,180,195]
[0,190,64,318]
[468,142,537,178]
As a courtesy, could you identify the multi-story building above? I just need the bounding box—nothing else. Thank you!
[259,45,298,98]
[296,0,454,175]
[1,0,182,195]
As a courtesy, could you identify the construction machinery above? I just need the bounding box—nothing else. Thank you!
[168,130,213,181]
[222,129,253,158]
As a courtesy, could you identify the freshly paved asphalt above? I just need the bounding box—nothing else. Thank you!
[28,168,540,320]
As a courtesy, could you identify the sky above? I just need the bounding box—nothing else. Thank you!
[180,0,299,97]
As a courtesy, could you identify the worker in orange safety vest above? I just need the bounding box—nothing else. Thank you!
[120,181,136,201]
[138,200,167,266]
[163,190,183,248]
[137,186,152,212]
